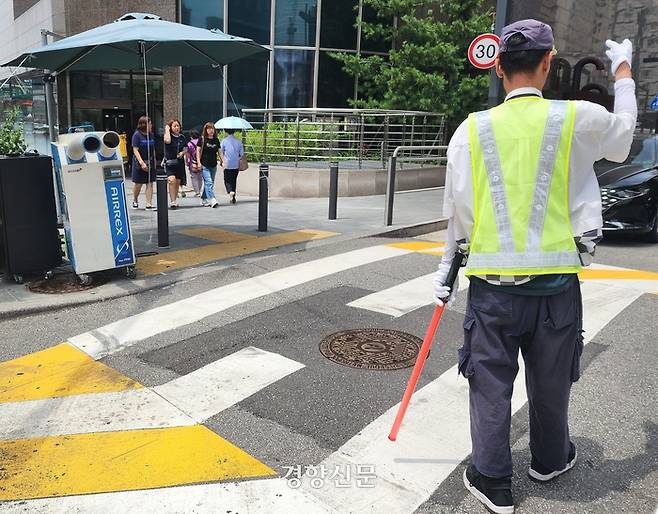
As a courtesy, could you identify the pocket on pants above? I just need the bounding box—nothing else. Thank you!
[458,315,476,378]
[570,329,584,382]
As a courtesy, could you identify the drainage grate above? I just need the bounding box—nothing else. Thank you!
[27,273,107,294]
[319,329,422,370]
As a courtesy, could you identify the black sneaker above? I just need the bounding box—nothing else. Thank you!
[528,442,577,482]
[463,465,514,514]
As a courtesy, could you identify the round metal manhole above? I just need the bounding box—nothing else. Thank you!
[27,273,108,294]
[319,328,422,370]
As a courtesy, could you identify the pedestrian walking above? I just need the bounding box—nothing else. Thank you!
[130,115,158,210]
[196,122,220,208]
[433,20,637,514]
[163,119,188,210]
[219,129,245,204]
[186,130,204,197]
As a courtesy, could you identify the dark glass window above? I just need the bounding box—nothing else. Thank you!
[228,56,268,115]
[72,108,103,130]
[359,3,391,53]
[70,72,101,99]
[101,73,131,100]
[228,0,271,45]
[317,52,354,108]
[133,76,163,103]
[181,0,224,29]
[275,0,317,46]
[182,66,223,132]
[320,0,358,50]
[273,49,314,108]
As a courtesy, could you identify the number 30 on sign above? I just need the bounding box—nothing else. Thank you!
[468,33,501,69]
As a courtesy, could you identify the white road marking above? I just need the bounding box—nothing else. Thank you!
[69,245,410,360]
[347,269,468,317]
[0,347,303,440]
[154,346,305,422]
[0,478,337,514]
[300,279,646,514]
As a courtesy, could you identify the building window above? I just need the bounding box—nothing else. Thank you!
[320,0,358,50]
[181,0,224,29]
[317,51,354,108]
[229,0,271,45]
[182,66,223,131]
[102,73,131,100]
[275,0,317,46]
[359,3,391,53]
[228,55,268,115]
[70,72,101,99]
[274,49,314,108]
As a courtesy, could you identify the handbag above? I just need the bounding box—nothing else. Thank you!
[165,158,179,168]
[238,153,249,171]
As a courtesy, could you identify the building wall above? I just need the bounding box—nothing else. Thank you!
[0,0,65,81]
[508,0,658,131]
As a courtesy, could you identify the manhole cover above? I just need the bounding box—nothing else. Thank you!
[319,329,422,370]
[27,273,107,294]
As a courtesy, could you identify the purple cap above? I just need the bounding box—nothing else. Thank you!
[499,19,554,53]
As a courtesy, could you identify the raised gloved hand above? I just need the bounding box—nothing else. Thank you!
[605,38,632,75]
[432,260,459,307]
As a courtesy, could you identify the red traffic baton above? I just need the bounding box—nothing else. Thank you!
[388,252,464,442]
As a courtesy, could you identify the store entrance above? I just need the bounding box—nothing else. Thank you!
[102,109,132,162]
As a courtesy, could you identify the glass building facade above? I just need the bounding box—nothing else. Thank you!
[180,0,390,130]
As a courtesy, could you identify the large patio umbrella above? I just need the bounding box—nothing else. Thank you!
[2,12,269,137]
[3,13,268,72]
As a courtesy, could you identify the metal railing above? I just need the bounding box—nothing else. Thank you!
[385,145,448,226]
[240,108,446,169]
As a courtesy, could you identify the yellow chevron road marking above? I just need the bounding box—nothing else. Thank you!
[578,268,658,281]
[0,343,142,404]
[137,229,338,275]
[177,227,257,243]
[0,425,276,501]
[386,241,445,255]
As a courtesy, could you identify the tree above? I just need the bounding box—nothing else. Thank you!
[331,0,493,129]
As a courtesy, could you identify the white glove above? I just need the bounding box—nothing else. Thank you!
[432,260,459,307]
[605,38,632,75]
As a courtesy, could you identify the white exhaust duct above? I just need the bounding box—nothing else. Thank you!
[99,131,120,159]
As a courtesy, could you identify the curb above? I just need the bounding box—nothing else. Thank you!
[1,218,448,320]
[368,218,448,238]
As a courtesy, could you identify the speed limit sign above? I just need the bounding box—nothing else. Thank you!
[468,33,501,69]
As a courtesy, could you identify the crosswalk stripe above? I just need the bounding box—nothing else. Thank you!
[0,425,276,502]
[0,347,304,440]
[348,263,658,318]
[347,269,469,317]
[0,478,336,513]
[136,229,338,275]
[299,280,643,514]
[69,245,411,360]
[0,343,142,404]
[154,346,305,423]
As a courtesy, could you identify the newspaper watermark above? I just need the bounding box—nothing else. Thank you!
[282,464,376,489]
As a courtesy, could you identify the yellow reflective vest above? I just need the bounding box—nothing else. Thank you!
[465,97,582,277]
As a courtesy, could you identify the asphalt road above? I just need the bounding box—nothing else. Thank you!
[0,231,656,513]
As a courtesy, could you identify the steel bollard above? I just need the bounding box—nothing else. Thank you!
[384,155,397,226]
[156,171,169,248]
[328,161,338,220]
[258,163,269,232]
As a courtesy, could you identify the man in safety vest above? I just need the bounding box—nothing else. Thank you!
[433,19,636,514]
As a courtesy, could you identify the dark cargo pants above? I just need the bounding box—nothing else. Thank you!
[459,276,584,478]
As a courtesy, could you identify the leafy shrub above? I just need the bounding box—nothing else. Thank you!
[0,107,27,156]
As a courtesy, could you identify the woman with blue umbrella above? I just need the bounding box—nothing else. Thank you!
[216,117,252,205]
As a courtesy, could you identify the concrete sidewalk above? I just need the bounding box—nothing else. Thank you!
[0,188,445,318]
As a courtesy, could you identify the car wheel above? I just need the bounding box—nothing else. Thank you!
[646,211,658,243]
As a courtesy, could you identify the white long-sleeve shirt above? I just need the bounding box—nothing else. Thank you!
[440,78,637,280]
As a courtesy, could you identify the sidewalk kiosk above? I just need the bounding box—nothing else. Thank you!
[52,131,136,284]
